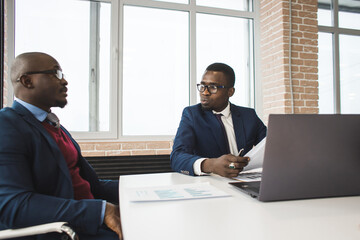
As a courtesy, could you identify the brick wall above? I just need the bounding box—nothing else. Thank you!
[260,0,318,121]
[79,141,173,157]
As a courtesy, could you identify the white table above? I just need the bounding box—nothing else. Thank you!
[119,172,360,240]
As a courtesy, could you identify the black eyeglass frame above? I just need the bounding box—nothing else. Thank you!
[16,69,64,81]
[196,83,231,94]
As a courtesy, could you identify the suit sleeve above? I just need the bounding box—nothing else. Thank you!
[78,156,119,204]
[170,108,201,176]
[0,111,103,235]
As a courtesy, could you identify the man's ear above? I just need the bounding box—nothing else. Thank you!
[228,87,235,97]
[19,75,34,89]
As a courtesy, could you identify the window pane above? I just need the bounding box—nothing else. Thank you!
[339,0,360,29]
[151,0,188,3]
[197,0,251,11]
[196,13,252,107]
[318,0,332,26]
[339,35,360,113]
[123,6,189,135]
[318,32,334,114]
[15,0,111,132]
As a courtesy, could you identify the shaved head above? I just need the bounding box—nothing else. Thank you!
[11,52,61,97]
[10,52,68,111]
[11,52,57,83]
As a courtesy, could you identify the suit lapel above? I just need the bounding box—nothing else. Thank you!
[202,109,229,154]
[230,104,246,151]
[12,102,72,183]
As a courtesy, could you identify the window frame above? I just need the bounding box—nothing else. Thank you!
[5,0,261,141]
[1,0,4,109]
[318,0,360,113]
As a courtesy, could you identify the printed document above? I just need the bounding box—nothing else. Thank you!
[232,137,266,182]
[127,182,231,202]
[243,137,266,171]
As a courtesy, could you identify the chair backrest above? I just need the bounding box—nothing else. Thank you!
[0,222,78,240]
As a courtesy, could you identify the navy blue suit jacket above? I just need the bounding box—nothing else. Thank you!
[170,103,267,176]
[0,102,118,237]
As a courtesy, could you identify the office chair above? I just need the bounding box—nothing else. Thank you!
[0,222,79,240]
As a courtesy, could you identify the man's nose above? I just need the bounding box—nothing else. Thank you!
[202,86,211,95]
[61,78,68,86]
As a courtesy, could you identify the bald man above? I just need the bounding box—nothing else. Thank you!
[0,52,123,240]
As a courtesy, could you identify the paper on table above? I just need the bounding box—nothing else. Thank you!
[127,182,231,202]
[243,137,266,171]
[233,168,262,182]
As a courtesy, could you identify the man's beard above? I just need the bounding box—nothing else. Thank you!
[201,104,212,111]
[56,100,68,109]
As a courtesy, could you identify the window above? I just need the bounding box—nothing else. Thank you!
[122,6,189,135]
[14,0,112,136]
[339,34,360,113]
[196,13,253,107]
[196,0,250,11]
[7,0,258,140]
[318,32,334,113]
[318,0,360,114]
[0,0,4,109]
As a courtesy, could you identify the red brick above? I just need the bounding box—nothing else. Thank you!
[300,52,317,60]
[82,151,106,157]
[106,151,132,156]
[122,142,146,150]
[300,66,318,73]
[305,73,318,80]
[95,143,121,151]
[131,150,157,156]
[147,141,171,149]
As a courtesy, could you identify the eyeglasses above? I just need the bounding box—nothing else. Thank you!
[196,84,229,94]
[16,69,65,81]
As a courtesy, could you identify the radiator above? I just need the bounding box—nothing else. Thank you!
[86,155,173,180]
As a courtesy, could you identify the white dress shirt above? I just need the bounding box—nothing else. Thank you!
[193,102,238,175]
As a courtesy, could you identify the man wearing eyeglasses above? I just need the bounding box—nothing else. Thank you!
[0,52,122,240]
[171,62,267,178]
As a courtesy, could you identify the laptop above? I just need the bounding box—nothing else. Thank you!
[229,114,360,202]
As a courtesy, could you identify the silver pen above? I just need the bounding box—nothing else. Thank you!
[238,148,244,157]
[229,148,245,169]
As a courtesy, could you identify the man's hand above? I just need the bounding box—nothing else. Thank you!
[201,154,249,178]
[104,202,123,240]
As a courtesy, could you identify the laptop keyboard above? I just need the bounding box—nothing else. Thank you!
[229,181,261,193]
[241,181,261,192]
[233,171,262,182]
[240,172,262,180]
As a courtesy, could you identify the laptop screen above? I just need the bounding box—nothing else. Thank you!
[257,114,360,202]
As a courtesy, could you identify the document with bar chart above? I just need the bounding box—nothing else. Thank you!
[127,182,231,202]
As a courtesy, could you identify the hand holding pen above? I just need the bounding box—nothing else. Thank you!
[201,148,250,178]
[228,148,249,169]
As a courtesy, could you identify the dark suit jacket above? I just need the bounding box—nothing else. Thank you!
[170,103,267,176]
[0,102,118,237]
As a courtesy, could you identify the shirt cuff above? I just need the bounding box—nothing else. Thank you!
[193,158,209,176]
[100,200,106,225]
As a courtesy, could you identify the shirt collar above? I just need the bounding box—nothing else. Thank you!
[14,98,48,122]
[212,102,231,118]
